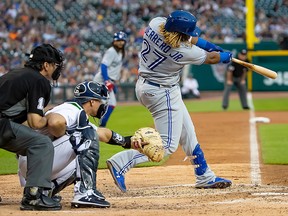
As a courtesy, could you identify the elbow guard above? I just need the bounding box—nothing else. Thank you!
[196,38,224,52]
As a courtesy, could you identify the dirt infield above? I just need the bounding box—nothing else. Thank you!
[0,92,288,216]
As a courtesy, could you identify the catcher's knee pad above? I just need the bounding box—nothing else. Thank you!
[191,144,207,175]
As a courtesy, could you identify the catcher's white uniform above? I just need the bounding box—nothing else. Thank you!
[18,102,98,188]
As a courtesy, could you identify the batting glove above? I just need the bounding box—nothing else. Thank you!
[105,80,114,91]
[219,52,232,63]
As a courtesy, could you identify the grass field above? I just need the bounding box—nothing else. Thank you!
[259,124,288,164]
[0,94,287,175]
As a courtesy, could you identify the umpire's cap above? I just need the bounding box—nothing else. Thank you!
[28,44,63,64]
[165,10,201,37]
[239,49,247,55]
[74,81,109,104]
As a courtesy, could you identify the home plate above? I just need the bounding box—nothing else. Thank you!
[249,117,270,123]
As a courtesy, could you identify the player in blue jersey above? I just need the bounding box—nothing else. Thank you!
[106,10,233,192]
[93,31,127,127]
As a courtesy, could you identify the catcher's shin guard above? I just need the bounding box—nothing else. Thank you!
[77,138,100,192]
[191,144,208,175]
[72,135,110,208]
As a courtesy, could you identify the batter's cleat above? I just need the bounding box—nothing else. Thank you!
[106,160,126,192]
[195,177,232,189]
[20,187,62,211]
[71,189,110,208]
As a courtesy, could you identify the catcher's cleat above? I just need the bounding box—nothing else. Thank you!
[20,187,61,211]
[71,189,110,208]
[195,177,232,189]
[106,160,127,192]
[92,189,106,200]
[51,194,62,203]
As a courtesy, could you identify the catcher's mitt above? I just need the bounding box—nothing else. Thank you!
[131,127,164,162]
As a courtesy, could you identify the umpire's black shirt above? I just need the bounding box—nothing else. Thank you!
[0,67,51,123]
[228,62,248,78]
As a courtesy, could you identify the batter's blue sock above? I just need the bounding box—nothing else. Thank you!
[100,105,114,127]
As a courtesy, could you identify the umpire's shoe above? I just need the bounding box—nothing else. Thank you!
[20,187,62,211]
[106,160,126,192]
[71,189,110,208]
[195,177,232,189]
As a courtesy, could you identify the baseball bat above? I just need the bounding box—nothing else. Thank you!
[232,58,277,79]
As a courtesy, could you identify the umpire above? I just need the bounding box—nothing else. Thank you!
[222,49,250,110]
[0,44,64,210]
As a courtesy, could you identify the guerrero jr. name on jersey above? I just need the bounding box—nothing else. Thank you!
[144,26,184,62]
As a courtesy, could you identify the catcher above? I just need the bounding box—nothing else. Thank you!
[17,81,150,208]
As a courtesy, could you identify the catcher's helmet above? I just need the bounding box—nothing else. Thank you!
[113,31,127,42]
[74,81,109,104]
[164,10,201,37]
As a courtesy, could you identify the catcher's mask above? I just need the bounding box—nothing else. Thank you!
[28,44,64,84]
[74,81,109,119]
[164,10,201,37]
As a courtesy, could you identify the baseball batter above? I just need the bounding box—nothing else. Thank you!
[106,10,233,192]
[93,31,127,127]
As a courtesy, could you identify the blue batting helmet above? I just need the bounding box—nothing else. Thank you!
[74,81,109,104]
[113,31,127,42]
[164,10,201,37]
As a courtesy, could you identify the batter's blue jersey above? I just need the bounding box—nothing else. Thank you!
[138,17,207,86]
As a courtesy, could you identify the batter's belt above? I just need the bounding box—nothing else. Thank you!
[139,75,177,88]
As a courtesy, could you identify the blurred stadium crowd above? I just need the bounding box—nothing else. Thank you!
[1,0,288,85]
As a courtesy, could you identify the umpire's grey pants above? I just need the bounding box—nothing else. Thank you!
[0,120,54,189]
[222,78,248,109]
